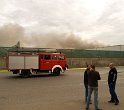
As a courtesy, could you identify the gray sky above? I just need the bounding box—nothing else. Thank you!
[0,0,124,48]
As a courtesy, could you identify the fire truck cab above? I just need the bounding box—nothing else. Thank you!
[8,52,68,77]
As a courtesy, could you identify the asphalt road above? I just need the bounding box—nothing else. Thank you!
[0,67,124,110]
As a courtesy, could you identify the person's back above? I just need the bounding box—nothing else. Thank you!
[88,69,101,87]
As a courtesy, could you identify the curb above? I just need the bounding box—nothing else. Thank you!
[0,68,87,72]
[0,70,8,73]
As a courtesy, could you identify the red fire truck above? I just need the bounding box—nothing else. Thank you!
[7,48,68,77]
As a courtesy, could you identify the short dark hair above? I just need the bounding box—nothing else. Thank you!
[91,64,95,69]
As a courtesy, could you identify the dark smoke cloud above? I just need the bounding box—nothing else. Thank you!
[0,24,103,49]
[31,32,102,49]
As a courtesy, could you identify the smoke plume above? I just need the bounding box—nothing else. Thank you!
[0,24,103,49]
[0,23,25,46]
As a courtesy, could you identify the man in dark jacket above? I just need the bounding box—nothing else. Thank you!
[108,63,119,105]
[86,65,101,110]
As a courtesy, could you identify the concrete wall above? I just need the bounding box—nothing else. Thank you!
[0,57,6,69]
[67,58,124,68]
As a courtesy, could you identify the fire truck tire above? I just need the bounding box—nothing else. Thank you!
[13,70,19,74]
[53,68,60,76]
[21,70,31,78]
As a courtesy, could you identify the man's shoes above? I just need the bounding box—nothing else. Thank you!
[115,101,119,105]
[108,100,115,103]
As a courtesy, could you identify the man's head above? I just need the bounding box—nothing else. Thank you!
[90,64,95,70]
[109,63,114,69]
[87,64,91,69]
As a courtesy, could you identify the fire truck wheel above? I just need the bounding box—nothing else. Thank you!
[13,70,19,74]
[21,70,31,78]
[53,68,60,76]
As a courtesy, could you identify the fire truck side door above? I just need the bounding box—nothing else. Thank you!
[51,54,59,67]
[41,55,51,70]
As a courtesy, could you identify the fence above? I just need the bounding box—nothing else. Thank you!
[58,49,124,58]
[58,49,124,67]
